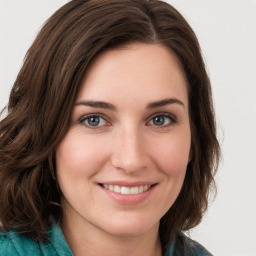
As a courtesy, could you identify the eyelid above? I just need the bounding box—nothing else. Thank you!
[146,112,177,127]
[77,112,177,129]
[79,113,111,128]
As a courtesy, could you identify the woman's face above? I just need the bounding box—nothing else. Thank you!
[56,43,191,237]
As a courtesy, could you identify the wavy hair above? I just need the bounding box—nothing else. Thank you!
[0,0,220,252]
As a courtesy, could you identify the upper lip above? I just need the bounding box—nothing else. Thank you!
[97,181,157,187]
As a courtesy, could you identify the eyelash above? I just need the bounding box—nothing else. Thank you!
[79,113,177,129]
[79,114,110,129]
[147,113,177,128]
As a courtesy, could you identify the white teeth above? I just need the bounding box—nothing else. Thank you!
[103,184,109,189]
[139,186,144,193]
[121,186,130,194]
[130,186,139,194]
[102,184,152,195]
[113,185,121,193]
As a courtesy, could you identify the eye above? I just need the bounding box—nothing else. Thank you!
[80,115,109,128]
[148,114,176,127]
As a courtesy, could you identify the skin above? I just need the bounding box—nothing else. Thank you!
[56,43,191,256]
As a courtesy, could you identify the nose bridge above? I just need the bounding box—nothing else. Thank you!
[111,123,147,173]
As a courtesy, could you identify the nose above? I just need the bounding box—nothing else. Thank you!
[111,126,148,174]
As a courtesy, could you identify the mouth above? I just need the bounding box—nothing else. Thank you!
[100,184,153,195]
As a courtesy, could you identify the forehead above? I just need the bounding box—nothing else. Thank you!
[77,43,188,107]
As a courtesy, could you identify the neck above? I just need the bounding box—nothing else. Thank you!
[61,206,162,256]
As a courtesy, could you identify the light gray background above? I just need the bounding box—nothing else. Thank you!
[0,1,255,255]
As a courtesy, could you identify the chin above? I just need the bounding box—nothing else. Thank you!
[99,214,160,237]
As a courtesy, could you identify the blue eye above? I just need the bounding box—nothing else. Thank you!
[81,115,108,127]
[149,114,176,127]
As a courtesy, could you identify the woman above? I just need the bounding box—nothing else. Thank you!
[0,0,220,255]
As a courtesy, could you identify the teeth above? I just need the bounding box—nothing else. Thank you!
[102,184,151,195]
[103,184,109,189]
[113,185,121,193]
[138,186,144,193]
[130,186,139,194]
[121,186,130,194]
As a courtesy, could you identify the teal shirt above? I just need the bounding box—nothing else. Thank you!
[0,224,212,255]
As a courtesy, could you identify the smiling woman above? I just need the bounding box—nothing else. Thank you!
[0,1,220,256]
[56,44,191,254]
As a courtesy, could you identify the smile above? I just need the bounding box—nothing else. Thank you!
[102,184,152,195]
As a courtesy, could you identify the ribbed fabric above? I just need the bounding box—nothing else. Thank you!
[0,224,212,256]
[0,224,73,256]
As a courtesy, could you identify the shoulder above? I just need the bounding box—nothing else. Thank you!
[166,233,213,256]
[0,231,11,255]
[0,224,73,256]
[0,229,42,256]
[181,233,213,255]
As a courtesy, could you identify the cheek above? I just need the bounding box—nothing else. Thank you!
[149,130,191,176]
[55,132,107,202]
[56,132,108,179]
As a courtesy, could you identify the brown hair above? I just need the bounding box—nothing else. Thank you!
[0,0,220,252]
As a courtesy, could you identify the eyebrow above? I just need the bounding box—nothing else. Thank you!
[75,98,184,110]
[146,98,185,109]
[75,100,117,110]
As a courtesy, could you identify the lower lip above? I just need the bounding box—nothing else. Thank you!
[99,185,156,205]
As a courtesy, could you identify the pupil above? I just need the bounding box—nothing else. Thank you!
[153,116,164,125]
[88,116,99,126]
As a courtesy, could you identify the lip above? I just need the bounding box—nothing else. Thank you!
[98,181,156,187]
[97,181,157,205]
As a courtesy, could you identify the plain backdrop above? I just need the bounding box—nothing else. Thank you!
[0,1,255,255]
